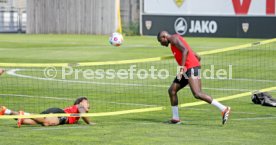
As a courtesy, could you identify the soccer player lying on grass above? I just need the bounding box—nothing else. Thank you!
[0,97,95,127]
[0,68,4,76]
[157,31,231,125]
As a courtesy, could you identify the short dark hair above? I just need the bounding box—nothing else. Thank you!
[74,97,88,105]
[157,31,161,40]
[157,31,169,41]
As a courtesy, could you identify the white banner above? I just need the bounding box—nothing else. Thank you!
[144,0,276,16]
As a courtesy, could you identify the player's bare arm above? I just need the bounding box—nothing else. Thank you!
[78,105,95,125]
[170,36,189,80]
[170,36,189,67]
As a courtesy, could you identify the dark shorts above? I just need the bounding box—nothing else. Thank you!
[173,66,201,88]
[40,108,67,125]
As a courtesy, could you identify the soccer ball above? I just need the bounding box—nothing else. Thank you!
[109,32,123,46]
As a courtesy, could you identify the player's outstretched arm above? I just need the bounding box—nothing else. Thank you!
[78,105,96,125]
[170,36,189,80]
[82,116,96,125]
[171,36,189,67]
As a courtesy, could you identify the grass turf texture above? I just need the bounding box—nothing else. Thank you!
[0,34,276,145]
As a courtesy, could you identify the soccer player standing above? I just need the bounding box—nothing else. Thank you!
[157,31,231,125]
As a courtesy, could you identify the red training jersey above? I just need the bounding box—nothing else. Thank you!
[63,105,80,124]
[170,34,200,69]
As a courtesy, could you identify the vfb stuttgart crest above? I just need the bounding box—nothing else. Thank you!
[174,0,184,7]
[242,23,249,33]
[145,20,152,30]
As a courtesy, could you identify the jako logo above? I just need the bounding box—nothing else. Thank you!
[174,17,218,35]
[174,17,188,35]
[189,20,217,34]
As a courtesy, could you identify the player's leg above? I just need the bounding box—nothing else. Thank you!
[168,83,182,106]
[22,119,38,125]
[0,106,18,115]
[34,108,67,126]
[16,111,38,126]
[187,67,231,124]
[188,77,213,103]
[0,106,64,126]
[0,106,32,116]
[168,76,188,123]
[187,67,223,105]
[0,106,37,127]
[31,117,60,126]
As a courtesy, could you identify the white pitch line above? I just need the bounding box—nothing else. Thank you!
[32,126,88,131]
[6,69,160,87]
[230,78,276,83]
[6,68,276,83]
[174,108,276,122]
[0,41,159,48]
[185,108,276,116]
[9,68,276,84]
[232,116,276,121]
[0,94,158,107]
[5,69,262,92]
[0,94,73,101]
[103,101,158,107]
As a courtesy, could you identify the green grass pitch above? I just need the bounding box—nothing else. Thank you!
[0,34,276,145]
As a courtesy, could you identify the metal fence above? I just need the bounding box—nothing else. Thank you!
[27,0,117,34]
[0,0,140,34]
[0,7,26,33]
